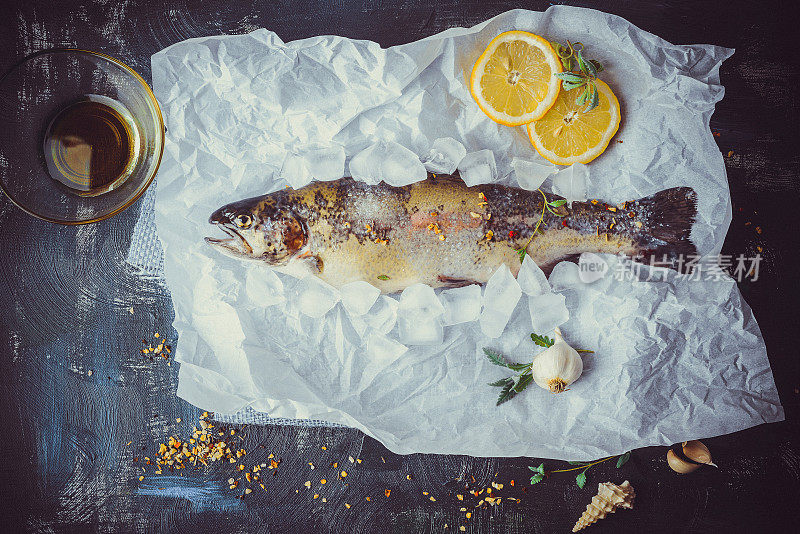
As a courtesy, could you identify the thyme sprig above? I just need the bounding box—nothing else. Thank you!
[529,451,631,488]
[551,40,605,113]
[513,189,568,263]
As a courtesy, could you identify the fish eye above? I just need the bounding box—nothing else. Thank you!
[234,214,252,228]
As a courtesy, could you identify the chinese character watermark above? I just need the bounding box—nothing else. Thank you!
[577,253,762,284]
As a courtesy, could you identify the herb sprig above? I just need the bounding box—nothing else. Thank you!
[529,451,631,488]
[513,189,568,263]
[551,40,605,113]
[483,348,533,405]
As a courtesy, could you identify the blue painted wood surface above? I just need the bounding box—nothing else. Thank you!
[1,1,798,532]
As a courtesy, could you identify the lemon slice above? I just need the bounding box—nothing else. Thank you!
[526,79,621,165]
[470,31,562,126]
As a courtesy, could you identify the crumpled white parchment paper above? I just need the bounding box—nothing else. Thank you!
[151,6,784,460]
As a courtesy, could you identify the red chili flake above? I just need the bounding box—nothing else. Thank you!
[561,220,567,226]
[508,230,516,238]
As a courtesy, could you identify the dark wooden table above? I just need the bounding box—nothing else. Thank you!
[1,1,798,532]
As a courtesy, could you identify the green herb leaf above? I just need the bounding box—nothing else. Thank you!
[496,380,518,405]
[528,463,545,474]
[531,333,555,348]
[483,348,509,368]
[530,473,545,484]
[514,373,533,392]
[584,85,600,113]
[576,84,590,106]
[554,72,585,83]
[561,79,586,92]
[488,378,513,387]
[484,348,528,371]
[576,51,588,75]
[575,470,587,489]
[616,451,631,468]
[549,199,567,207]
[377,274,390,280]
[581,52,597,78]
[514,247,527,263]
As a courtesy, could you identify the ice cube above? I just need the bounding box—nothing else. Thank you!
[296,277,341,318]
[398,283,445,345]
[513,157,557,191]
[349,140,427,187]
[398,316,443,345]
[300,145,346,181]
[517,255,551,296]
[280,153,313,189]
[398,283,445,317]
[479,265,522,338]
[439,284,482,326]
[528,292,569,334]
[423,137,467,174]
[364,296,399,334]
[551,163,589,205]
[245,266,285,307]
[457,149,497,186]
[340,280,381,316]
[548,261,583,292]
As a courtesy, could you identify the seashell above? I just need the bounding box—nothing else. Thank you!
[572,480,635,532]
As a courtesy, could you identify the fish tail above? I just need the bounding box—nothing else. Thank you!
[633,187,698,272]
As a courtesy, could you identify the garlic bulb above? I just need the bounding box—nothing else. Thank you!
[531,328,583,393]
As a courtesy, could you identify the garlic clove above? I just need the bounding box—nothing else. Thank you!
[666,449,700,474]
[682,440,717,468]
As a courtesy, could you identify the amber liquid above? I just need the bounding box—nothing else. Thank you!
[43,95,140,196]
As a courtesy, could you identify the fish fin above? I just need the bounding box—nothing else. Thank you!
[633,187,698,272]
[295,253,323,273]
[436,275,480,288]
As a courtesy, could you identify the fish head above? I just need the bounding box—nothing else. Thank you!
[206,198,307,265]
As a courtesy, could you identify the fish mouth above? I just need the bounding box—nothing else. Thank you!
[205,221,253,256]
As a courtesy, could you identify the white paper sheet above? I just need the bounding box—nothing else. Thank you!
[151,6,783,460]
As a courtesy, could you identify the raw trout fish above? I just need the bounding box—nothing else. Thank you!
[206,174,697,293]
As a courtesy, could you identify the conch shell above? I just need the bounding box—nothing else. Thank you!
[572,480,635,532]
